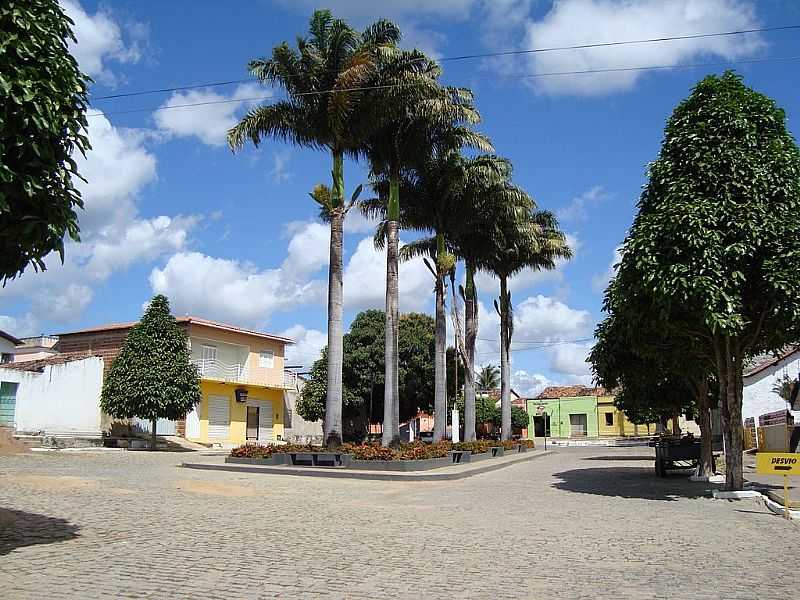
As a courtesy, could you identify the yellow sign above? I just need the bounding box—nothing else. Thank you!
[756,452,800,476]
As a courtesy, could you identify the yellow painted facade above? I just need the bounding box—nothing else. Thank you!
[183,322,290,446]
[191,381,284,445]
[596,396,657,437]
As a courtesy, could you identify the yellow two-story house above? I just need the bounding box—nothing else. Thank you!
[57,316,294,447]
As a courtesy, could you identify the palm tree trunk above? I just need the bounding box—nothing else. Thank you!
[324,151,345,448]
[499,275,511,441]
[463,263,478,442]
[382,175,400,448]
[433,261,447,442]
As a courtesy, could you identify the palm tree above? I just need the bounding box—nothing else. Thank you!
[483,209,573,440]
[392,153,530,444]
[476,364,500,391]
[227,11,399,448]
[447,157,530,441]
[360,49,485,446]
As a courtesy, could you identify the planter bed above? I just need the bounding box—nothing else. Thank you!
[226,453,352,467]
[349,457,451,471]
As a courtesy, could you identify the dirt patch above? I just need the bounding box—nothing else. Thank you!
[175,479,255,498]
[11,475,100,490]
[0,429,29,455]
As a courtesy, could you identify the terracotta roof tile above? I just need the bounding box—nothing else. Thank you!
[536,385,610,399]
[744,346,799,378]
[56,316,293,344]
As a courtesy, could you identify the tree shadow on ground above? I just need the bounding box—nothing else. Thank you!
[0,508,80,555]
[552,466,718,501]
[582,455,653,461]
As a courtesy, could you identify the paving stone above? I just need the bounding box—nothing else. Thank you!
[0,448,797,599]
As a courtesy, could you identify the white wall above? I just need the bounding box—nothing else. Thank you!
[743,352,800,423]
[0,337,17,357]
[0,357,104,436]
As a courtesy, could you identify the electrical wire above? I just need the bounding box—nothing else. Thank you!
[85,54,800,118]
[89,24,800,101]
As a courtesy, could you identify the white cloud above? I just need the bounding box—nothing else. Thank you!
[74,114,157,232]
[154,83,266,146]
[343,237,433,313]
[0,112,198,325]
[0,314,41,338]
[282,222,330,278]
[477,294,594,354]
[344,211,380,234]
[149,252,325,327]
[282,325,328,370]
[591,245,624,294]
[31,284,94,324]
[269,151,293,183]
[276,1,478,21]
[557,186,609,223]
[514,294,593,341]
[549,342,594,382]
[514,0,763,96]
[60,0,145,84]
[472,232,579,296]
[512,370,555,398]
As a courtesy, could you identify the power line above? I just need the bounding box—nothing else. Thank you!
[89,24,800,102]
[85,54,800,118]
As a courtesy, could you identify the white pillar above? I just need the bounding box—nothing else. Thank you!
[409,418,415,442]
[451,408,460,443]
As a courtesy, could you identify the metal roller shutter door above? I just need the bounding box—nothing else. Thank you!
[208,395,230,439]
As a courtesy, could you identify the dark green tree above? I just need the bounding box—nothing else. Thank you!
[297,310,435,440]
[611,72,800,489]
[101,295,201,449]
[1,0,91,282]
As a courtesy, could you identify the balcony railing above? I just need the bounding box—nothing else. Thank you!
[192,358,249,383]
[191,358,291,389]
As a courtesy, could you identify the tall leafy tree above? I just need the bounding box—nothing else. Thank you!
[227,10,400,448]
[611,72,800,490]
[100,295,200,449]
[482,208,572,440]
[1,0,90,282]
[296,310,435,440]
[361,48,487,446]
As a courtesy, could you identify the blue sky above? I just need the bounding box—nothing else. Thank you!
[2,0,800,396]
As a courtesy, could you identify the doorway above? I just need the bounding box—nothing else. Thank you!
[246,406,259,440]
[569,413,588,437]
[533,414,551,437]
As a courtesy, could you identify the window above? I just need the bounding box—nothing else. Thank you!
[259,351,274,368]
[0,353,13,364]
[201,345,217,362]
[604,412,614,426]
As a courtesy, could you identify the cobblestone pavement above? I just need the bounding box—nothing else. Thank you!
[1,447,797,599]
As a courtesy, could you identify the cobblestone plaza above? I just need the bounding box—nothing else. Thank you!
[1,447,796,599]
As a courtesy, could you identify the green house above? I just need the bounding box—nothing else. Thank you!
[527,386,605,438]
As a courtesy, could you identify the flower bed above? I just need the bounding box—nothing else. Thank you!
[229,439,534,463]
[229,443,319,459]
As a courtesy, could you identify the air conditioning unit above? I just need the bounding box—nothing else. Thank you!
[235,388,248,403]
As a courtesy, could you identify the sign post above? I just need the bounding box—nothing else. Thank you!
[755,452,800,519]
